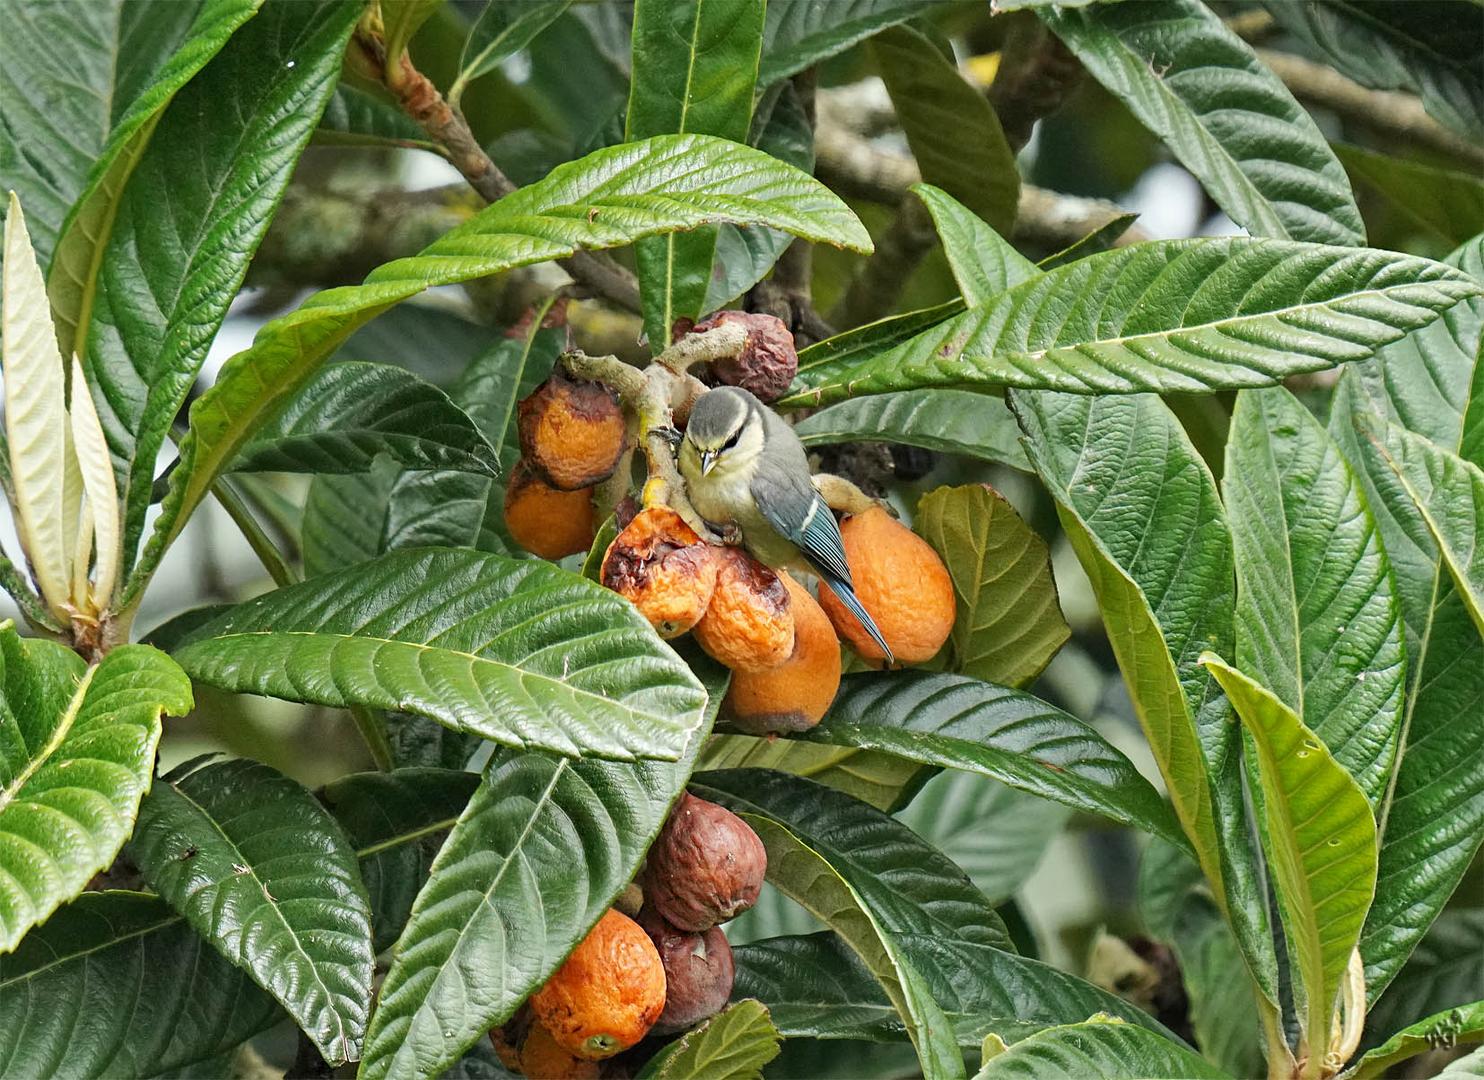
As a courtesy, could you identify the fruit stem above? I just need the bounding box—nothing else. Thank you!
[812,473,882,516]
[652,320,749,374]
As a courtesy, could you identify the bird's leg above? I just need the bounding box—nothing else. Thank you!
[812,472,888,516]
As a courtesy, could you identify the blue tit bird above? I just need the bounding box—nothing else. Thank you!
[678,385,894,664]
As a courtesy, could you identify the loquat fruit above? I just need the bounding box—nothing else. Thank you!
[691,547,794,672]
[518,370,628,490]
[504,460,597,560]
[724,573,842,734]
[601,506,718,638]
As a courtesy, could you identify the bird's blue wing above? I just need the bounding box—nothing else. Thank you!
[752,472,851,584]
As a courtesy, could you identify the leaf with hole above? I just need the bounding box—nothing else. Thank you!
[782,240,1476,407]
[1351,1000,1484,1080]
[1366,910,1484,1052]
[1042,0,1363,246]
[807,671,1185,848]
[125,132,871,610]
[1201,654,1377,1052]
[130,758,374,1065]
[1224,387,1405,805]
[172,547,708,762]
[232,361,500,478]
[915,484,1069,687]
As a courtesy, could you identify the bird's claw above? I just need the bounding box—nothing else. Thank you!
[650,425,684,448]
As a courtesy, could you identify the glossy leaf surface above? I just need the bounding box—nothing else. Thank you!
[172,547,708,762]
[131,758,374,1065]
[0,627,192,952]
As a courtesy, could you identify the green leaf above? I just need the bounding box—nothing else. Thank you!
[1350,1000,1484,1080]
[1330,381,1484,1003]
[787,298,965,397]
[731,929,1180,1048]
[897,771,1069,907]
[795,390,1030,472]
[1037,213,1142,271]
[0,891,278,1079]
[637,999,781,1080]
[1172,895,1266,1079]
[84,0,362,585]
[381,0,441,69]
[0,0,257,286]
[1360,417,1484,638]
[807,671,1187,849]
[1367,911,1484,1052]
[232,361,501,477]
[1336,143,1484,248]
[914,185,1038,307]
[319,767,481,952]
[302,458,402,578]
[969,1017,1230,1080]
[315,84,443,154]
[125,132,871,610]
[759,0,942,87]
[0,626,192,952]
[695,770,976,1079]
[1201,654,1378,1050]
[699,736,923,813]
[130,758,374,1065]
[626,0,765,348]
[915,485,1070,687]
[1262,0,1483,140]
[2,194,73,620]
[1012,390,1277,1001]
[358,683,719,1080]
[1224,387,1406,804]
[172,547,708,762]
[1041,0,1363,246]
[781,240,1477,408]
[452,0,572,104]
[872,28,1019,237]
[705,83,816,311]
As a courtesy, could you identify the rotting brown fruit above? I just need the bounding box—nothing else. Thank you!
[530,909,666,1061]
[504,460,597,560]
[518,369,628,490]
[637,905,735,1034]
[817,506,954,665]
[724,573,842,735]
[691,547,794,672]
[691,310,798,404]
[601,506,718,638]
[644,792,766,932]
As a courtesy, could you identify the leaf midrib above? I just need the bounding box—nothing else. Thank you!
[188,629,692,738]
[0,666,96,813]
[166,778,351,1059]
[0,813,464,988]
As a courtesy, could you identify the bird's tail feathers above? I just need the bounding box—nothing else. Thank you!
[820,573,895,666]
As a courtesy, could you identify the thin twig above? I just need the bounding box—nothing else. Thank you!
[352,31,643,311]
[211,478,297,589]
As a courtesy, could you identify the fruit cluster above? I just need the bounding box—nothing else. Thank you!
[491,793,766,1077]
[502,311,956,736]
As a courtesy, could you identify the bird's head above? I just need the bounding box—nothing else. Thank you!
[681,386,766,481]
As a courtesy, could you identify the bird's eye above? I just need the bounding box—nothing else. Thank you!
[720,428,742,451]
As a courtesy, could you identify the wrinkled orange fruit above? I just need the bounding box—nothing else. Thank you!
[504,460,597,560]
[519,1020,602,1079]
[692,547,794,672]
[518,370,628,490]
[488,1024,523,1073]
[725,573,842,734]
[818,506,954,664]
[601,506,718,638]
[530,909,666,1061]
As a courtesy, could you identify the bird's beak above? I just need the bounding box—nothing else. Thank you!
[700,449,719,476]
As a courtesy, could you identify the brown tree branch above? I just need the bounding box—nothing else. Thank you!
[350,30,643,312]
